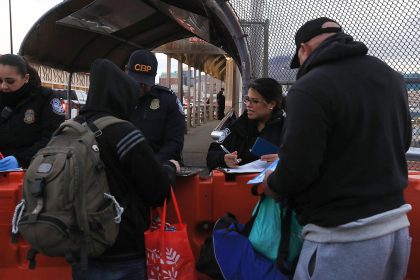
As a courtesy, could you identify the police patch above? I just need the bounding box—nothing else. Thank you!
[176,97,185,115]
[24,109,35,124]
[50,98,65,115]
[217,128,231,143]
[150,98,160,110]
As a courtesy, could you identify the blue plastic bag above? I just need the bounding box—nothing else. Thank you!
[248,197,303,262]
[212,214,289,280]
[0,156,19,171]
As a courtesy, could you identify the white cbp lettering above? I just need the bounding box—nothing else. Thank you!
[134,64,152,73]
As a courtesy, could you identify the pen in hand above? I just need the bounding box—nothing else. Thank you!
[220,145,240,164]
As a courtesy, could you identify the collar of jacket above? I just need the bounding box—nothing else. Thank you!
[232,109,284,137]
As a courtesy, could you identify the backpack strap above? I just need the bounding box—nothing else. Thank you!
[276,204,293,275]
[54,116,127,138]
[53,119,88,137]
[241,194,266,237]
[27,247,38,269]
[92,116,128,134]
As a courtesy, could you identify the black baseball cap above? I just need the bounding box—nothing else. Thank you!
[127,49,158,86]
[290,17,342,69]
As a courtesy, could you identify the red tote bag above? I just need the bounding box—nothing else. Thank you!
[145,188,197,280]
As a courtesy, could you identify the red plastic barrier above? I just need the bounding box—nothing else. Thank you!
[0,171,71,279]
[405,171,420,280]
[169,171,259,257]
[211,171,259,224]
[168,171,259,280]
[1,170,261,279]
[168,175,212,259]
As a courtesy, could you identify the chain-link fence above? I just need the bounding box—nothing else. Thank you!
[230,0,420,167]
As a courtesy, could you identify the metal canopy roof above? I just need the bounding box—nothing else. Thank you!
[19,0,249,81]
[154,38,228,80]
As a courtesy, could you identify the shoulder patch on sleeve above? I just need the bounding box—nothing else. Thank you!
[216,128,231,143]
[176,97,185,115]
[116,129,145,159]
[50,98,66,115]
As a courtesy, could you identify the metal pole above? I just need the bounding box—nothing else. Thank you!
[186,66,191,130]
[209,75,214,120]
[193,69,197,127]
[198,70,202,125]
[263,19,269,78]
[203,73,208,123]
[67,72,73,120]
[166,55,171,87]
[177,60,183,100]
[9,0,13,53]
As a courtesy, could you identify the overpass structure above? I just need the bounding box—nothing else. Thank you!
[18,0,419,134]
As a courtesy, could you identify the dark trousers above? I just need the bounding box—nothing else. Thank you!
[217,106,225,120]
[72,258,147,280]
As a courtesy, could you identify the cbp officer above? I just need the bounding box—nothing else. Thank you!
[126,49,185,163]
[0,54,65,170]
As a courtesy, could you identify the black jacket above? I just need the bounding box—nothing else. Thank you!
[207,110,284,171]
[268,33,412,227]
[79,59,174,261]
[130,85,185,162]
[0,84,65,168]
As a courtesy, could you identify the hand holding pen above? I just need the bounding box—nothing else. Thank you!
[220,144,241,167]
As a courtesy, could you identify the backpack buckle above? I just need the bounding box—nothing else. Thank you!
[94,130,103,137]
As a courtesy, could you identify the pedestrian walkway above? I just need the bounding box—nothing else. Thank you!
[182,120,219,171]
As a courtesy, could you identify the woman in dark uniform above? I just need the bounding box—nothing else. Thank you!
[0,54,64,169]
[207,78,285,171]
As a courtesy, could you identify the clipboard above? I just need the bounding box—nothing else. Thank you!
[177,166,203,177]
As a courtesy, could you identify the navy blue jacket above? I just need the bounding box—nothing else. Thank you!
[0,85,65,168]
[130,85,185,162]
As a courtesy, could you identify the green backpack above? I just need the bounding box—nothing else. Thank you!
[12,116,127,269]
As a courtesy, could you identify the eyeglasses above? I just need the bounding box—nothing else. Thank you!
[243,96,267,105]
[0,78,16,85]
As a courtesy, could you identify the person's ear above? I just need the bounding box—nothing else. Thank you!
[268,100,277,110]
[23,74,30,84]
[298,42,313,66]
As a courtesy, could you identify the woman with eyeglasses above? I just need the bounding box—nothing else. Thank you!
[0,54,64,170]
[206,78,285,171]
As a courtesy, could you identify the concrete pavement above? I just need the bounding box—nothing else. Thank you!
[182,120,219,171]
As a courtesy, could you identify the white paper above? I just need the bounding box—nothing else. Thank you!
[219,159,269,173]
[247,159,279,184]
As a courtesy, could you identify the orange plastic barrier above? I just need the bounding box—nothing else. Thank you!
[405,171,420,280]
[169,171,259,258]
[0,171,71,279]
[211,171,260,224]
[1,170,261,279]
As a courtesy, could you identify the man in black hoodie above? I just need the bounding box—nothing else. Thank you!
[72,59,178,280]
[263,18,412,279]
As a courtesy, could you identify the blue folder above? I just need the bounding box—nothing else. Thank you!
[250,137,279,157]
